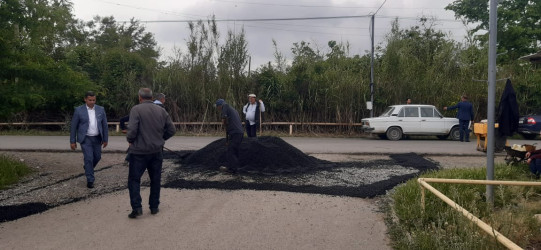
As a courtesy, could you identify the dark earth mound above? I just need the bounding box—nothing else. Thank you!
[183,136,327,174]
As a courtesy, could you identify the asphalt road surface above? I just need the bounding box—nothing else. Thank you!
[0,135,535,250]
[0,135,533,154]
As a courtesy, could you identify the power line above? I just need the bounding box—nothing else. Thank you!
[374,0,388,15]
[209,0,379,9]
[129,15,373,23]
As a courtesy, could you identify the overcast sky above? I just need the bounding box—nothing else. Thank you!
[69,0,469,68]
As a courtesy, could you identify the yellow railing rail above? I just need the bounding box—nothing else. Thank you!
[417,178,541,250]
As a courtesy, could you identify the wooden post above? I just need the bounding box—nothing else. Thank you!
[289,124,293,135]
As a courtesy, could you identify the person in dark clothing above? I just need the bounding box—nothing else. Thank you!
[153,93,166,108]
[243,93,265,137]
[215,99,243,173]
[526,149,541,179]
[126,88,175,219]
[120,93,166,133]
[444,95,474,142]
[497,79,519,137]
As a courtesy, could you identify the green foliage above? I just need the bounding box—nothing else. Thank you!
[446,0,541,62]
[0,154,32,190]
[0,0,96,121]
[2,1,541,130]
[388,165,541,249]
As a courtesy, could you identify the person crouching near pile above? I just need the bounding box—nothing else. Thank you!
[126,88,175,219]
[526,149,541,179]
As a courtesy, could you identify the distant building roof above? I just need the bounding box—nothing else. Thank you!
[520,51,541,64]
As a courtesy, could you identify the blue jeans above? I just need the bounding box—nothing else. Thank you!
[128,152,163,210]
[80,135,102,183]
[529,158,541,178]
[459,120,470,141]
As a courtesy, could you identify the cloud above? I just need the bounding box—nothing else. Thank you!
[70,0,467,69]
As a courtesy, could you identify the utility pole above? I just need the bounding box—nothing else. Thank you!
[370,14,375,118]
[486,0,498,204]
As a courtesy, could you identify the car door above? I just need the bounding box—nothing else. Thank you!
[420,106,446,133]
[397,106,422,133]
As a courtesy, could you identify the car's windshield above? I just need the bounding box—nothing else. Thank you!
[379,107,395,117]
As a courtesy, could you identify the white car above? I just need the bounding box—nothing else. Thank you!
[361,104,460,141]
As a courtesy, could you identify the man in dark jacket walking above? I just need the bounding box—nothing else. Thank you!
[444,95,474,142]
[126,88,175,219]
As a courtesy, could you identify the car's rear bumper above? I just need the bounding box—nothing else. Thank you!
[518,128,539,134]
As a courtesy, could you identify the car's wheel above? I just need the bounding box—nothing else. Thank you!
[386,127,403,141]
[521,133,538,140]
[449,127,460,141]
[377,134,387,139]
[437,135,449,140]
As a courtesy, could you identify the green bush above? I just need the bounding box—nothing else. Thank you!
[0,154,32,189]
[387,165,541,249]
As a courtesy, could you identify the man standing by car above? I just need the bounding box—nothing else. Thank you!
[126,88,175,219]
[444,95,474,142]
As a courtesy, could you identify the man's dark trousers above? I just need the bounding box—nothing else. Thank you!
[80,135,102,183]
[459,119,470,142]
[128,152,163,210]
[227,133,243,171]
[246,122,257,137]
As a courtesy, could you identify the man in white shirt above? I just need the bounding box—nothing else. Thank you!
[242,94,265,137]
[70,91,109,188]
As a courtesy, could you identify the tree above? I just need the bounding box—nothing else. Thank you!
[446,0,541,62]
[0,0,96,121]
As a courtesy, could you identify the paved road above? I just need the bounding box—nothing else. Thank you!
[0,135,534,155]
[0,135,535,250]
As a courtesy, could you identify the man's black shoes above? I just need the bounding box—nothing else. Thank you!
[150,208,159,215]
[128,208,143,219]
[87,182,94,188]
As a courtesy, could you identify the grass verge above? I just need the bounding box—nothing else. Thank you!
[0,154,32,190]
[386,164,541,249]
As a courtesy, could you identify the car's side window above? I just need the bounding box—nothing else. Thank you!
[398,108,406,117]
[405,107,419,117]
[421,107,434,117]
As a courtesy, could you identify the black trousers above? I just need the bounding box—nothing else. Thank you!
[227,133,243,170]
[246,122,258,137]
[128,152,163,210]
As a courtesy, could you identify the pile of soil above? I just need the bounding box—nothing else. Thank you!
[183,136,328,175]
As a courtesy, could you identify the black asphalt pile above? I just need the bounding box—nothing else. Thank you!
[0,203,49,223]
[182,136,328,175]
[166,139,440,198]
